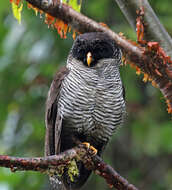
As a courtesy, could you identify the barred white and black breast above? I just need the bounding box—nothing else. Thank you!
[58,55,125,152]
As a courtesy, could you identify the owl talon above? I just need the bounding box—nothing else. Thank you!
[90,146,97,155]
[82,142,90,149]
[82,142,97,155]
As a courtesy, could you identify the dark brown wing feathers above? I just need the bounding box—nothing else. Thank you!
[122,85,125,100]
[45,67,69,156]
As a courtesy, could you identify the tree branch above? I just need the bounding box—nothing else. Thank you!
[0,147,79,172]
[114,0,172,57]
[0,144,138,190]
[91,155,138,190]
[24,0,172,112]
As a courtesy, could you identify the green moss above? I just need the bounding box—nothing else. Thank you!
[67,160,79,182]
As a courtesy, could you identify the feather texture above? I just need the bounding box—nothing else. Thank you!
[45,32,126,190]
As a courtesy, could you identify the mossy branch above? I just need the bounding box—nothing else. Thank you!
[0,144,138,190]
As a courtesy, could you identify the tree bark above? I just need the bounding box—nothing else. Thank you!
[0,144,138,190]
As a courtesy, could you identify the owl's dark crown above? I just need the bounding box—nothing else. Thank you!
[71,32,121,67]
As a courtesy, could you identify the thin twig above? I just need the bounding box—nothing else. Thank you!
[114,0,172,57]
[91,156,138,190]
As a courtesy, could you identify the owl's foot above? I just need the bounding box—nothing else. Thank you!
[90,145,97,155]
[82,142,97,155]
[82,142,90,149]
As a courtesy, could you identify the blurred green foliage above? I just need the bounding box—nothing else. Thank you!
[0,0,172,190]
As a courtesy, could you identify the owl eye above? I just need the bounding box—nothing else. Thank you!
[101,48,108,52]
[95,47,109,56]
[78,49,85,55]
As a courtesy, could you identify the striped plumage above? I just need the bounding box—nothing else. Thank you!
[45,32,126,190]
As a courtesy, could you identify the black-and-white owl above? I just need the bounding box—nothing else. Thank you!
[45,32,126,190]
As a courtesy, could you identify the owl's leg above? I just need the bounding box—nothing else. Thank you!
[82,142,98,155]
[70,135,98,155]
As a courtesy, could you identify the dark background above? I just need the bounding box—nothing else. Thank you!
[0,0,172,189]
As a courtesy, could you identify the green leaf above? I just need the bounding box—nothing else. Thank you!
[11,2,23,24]
[63,0,82,12]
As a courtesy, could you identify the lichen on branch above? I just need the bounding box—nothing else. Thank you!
[0,144,138,190]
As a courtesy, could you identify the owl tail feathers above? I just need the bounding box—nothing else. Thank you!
[62,162,92,190]
[50,176,67,190]
[49,161,91,190]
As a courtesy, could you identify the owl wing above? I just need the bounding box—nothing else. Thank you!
[45,67,69,156]
[122,85,125,100]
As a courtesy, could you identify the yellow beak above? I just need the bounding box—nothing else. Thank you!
[87,52,92,67]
